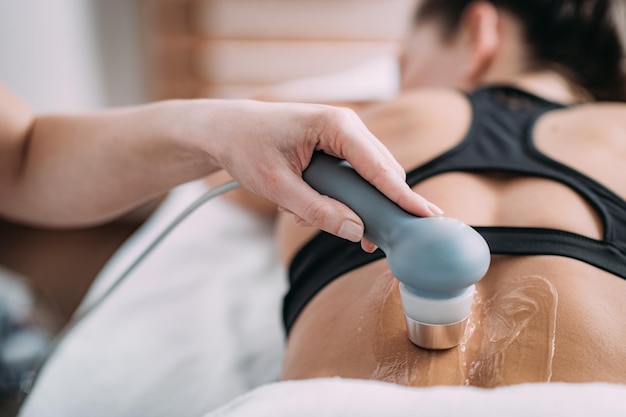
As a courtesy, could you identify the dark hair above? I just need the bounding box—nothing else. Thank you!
[415,0,626,102]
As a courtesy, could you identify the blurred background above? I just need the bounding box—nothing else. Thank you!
[0,0,144,112]
[0,0,416,111]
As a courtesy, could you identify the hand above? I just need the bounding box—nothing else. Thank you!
[199,100,443,251]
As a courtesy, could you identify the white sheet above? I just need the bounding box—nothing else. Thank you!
[205,378,626,417]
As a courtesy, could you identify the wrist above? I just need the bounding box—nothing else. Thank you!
[169,98,264,174]
[152,99,221,176]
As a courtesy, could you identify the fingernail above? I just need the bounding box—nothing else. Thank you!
[339,220,364,242]
[362,241,378,253]
[427,201,444,216]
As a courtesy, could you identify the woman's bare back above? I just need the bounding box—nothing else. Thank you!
[278,88,626,386]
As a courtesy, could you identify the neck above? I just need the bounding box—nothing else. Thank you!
[483,71,590,105]
[476,13,590,105]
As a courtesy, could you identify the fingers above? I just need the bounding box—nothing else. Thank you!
[318,108,405,178]
[361,238,378,253]
[318,107,443,218]
[219,102,444,252]
[281,201,379,253]
[274,173,365,242]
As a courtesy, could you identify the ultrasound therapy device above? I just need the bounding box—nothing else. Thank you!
[303,152,491,349]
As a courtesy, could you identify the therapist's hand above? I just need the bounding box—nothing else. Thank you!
[192,100,443,250]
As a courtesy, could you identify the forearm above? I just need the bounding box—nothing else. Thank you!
[0,100,217,227]
[1,81,440,241]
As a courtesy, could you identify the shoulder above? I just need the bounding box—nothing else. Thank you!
[359,88,470,126]
[535,101,626,198]
[0,84,34,143]
[0,85,34,186]
[580,102,626,135]
[356,88,473,169]
[544,102,626,148]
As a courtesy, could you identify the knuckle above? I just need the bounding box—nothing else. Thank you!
[317,106,354,130]
[314,107,359,153]
[263,166,283,189]
[251,164,284,200]
[302,198,333,227]
[368,157,395,187]
[333,107,357,128]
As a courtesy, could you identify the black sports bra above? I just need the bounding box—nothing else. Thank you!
[283,86,626,333]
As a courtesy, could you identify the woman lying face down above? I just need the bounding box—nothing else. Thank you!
[275,0,626,386]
